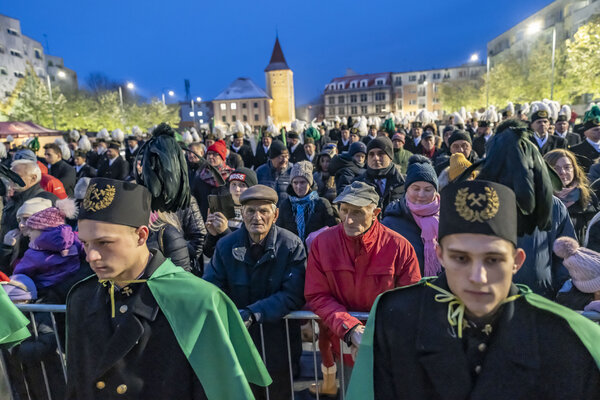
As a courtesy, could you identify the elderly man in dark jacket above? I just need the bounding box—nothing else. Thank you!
[256,141,293,204]
[355,137,405,213]
[204,185,306,400]
[1,160,58,239]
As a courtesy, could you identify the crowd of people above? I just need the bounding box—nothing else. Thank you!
[1,99,600,399]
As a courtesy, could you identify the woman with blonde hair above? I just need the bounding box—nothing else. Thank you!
[544,149,600,243]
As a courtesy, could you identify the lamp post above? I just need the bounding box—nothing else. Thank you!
[486,54,490,107]
[46,70,65,129]
[162,90,175,105]
[527,21,556,100]
[118,82,135,110]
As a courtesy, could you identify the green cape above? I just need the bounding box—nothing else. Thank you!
[147,260,272,399]
[346,280,600,400]
[0,288,30,348]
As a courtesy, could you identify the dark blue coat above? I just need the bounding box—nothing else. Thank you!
[204,224,306,399]
[382,197,425,275]
[515,197,576,298]
[255,160,292,204]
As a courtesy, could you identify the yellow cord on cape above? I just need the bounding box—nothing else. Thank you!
[100,279,148,318]
[425,281,521,338]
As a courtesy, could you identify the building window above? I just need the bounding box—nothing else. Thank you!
[374,92,386,101]
[10,50,22,58]
[376,78,384,86]
[338,96,345,104]
[232,115,237,122]
[197,111,203,116]
[189,111,194,117]
[242,103,247,109]
[0,67,7,76]
[394,76,402,85]
[419,74,426,81]
[338,107,345,114]
[432,73,441,80]
[360,94,367,102]
[220,103,226,111]
[397,101,403,109]
[0,46,4,54]
[375,104,385,113]
[458,70,466,78]
[253,102,258,108]
[396,88,403,97]
[231,103,237,110]
[199,119,204,123]
[350,94,357,103]
[222,116,227,122]
[409,75,416,82]
[433,85,439,93]
[350,82,357,88]
[361,105,368,113]
[337,83,344,90]
[34,49,42,59]
[14,71,25,78]
[418,87,427,96]
[328,96,335,105]
[243,115,248,122]
[254,114,259,121]
[48,60,54,67]
[433,98,440,104]
[419,103,426,109]
[360,80,367,88]
[7,28,19,36]
[328,108,335,116]
[351,106,358,114]
[409,99,417,105]
[443,73,450,79]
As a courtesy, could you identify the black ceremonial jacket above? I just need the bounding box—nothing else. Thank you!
[65,250,207,400]
[371,274,600,400]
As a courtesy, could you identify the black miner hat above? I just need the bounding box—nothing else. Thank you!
[79,178,152,228]
[439,180,517,247]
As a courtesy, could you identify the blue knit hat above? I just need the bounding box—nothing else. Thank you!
[349,141,367,156]
[405,155,438,191]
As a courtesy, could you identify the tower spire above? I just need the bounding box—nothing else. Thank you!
[264,35,289,72]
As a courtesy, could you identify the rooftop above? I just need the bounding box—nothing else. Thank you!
[264,36,290,72]
[214,77,270,101]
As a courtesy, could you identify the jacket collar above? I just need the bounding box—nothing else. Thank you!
[231,224,278,266]
[341,218,381,253]
[416,274,540,400]
[12,183,44,202]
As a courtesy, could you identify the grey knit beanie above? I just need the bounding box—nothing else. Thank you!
[290,161,314,186]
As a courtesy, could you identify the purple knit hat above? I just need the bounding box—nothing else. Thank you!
[26,198,77,231]
[553,236,600,293]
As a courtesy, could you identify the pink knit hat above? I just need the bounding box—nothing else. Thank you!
[553,236,600,293]
[26,198,77,231]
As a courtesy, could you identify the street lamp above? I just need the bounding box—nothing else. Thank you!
[118,82,135,111]
[161,89,175,105]
[46,71,66,129]
[470,53,479,62]
[526,21,556,100]
[196,97,202,102]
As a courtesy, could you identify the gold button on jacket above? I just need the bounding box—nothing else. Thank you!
[116,384,128,394]
[96,381,106,390]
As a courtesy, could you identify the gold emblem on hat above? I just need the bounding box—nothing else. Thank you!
[83,183,116,212]
[537,110,548,118]
[455,186,499,223]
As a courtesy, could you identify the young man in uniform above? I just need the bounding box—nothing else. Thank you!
[348,180,600,400]
[66,177,270,400]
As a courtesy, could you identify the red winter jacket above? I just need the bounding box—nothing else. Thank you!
[305,219,421,363]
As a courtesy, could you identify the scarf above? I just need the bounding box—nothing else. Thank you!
[420,146,436,159]
[406,194,442,277]
[199,164,233,187]
[366,163,394,178]
[556,186,580,208]
[289,191,319,240]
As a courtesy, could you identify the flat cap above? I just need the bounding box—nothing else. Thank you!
[333,181,379,207]
[239,184,279,205]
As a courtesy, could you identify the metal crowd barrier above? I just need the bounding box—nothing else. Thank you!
[2,305,599,400]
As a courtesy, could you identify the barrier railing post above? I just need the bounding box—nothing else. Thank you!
[49,312,67,383]
[311,319,320,400]
[339,339,345,400]
[284,318,295,400]
[258,323,270,400]
[29,312,53,400]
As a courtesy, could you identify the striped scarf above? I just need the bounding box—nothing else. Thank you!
[289,191,319,240]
